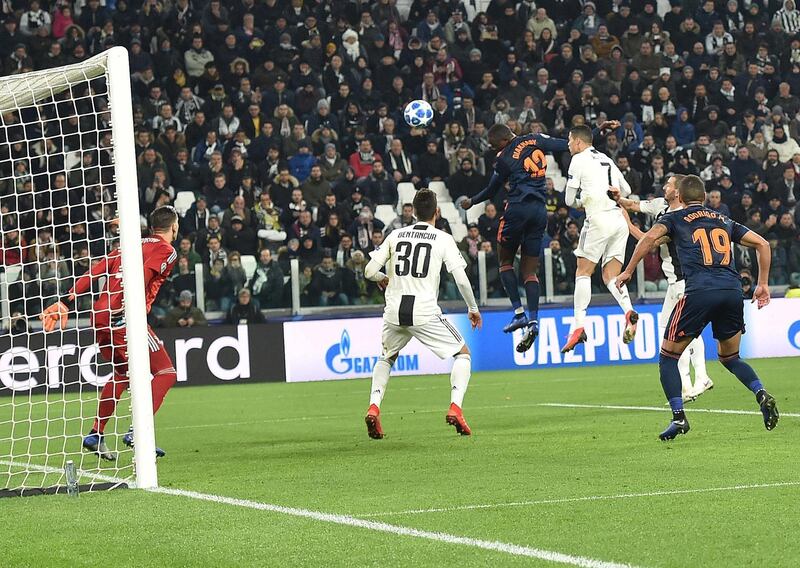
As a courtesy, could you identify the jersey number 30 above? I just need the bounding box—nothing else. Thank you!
[395,241,432,278]
[692,227,731,266]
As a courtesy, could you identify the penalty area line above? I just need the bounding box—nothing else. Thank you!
[359,480,800,518]
[149,485,640,568]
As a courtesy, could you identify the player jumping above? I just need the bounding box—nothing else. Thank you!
[611,174,714,402]
[460,123,567,353]
[617,175,778,440]
[40,206,180,460]
[561,125,639,353]
[363,189,482,438]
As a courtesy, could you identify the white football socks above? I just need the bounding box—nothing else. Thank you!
[689,336,710,382]
[606,277,633,314]
[677,347,693,395]
[573,276,591,328]
[450,354,471,408]
[369,358,392,408]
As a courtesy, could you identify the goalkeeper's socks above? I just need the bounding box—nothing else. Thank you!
[500,265,522,311]
[720,353,764,394]
[523,276,540,322]
[659,349,684,413]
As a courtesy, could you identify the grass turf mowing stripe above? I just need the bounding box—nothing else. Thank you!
[538,403,800,417]
[159,401,799,431]
[358,480,800,517]
[4,460,640,567]
[149,485,641,568]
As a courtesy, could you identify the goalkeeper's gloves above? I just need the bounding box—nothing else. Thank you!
[40,300,70,332]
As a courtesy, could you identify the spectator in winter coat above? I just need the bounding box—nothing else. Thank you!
[299,164,332,208]
[348,140,382,179]
[671,107,695,147]
[226,288,266,324]
[164,290,208,328]
[248,249,285,309]
[288,142,316,183]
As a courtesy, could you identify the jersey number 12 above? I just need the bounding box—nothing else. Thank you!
[395,241,432,278]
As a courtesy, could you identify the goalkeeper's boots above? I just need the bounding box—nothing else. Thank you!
[122,427,166,458]
[561,327,587,353]
[623,310,639,344]
[503,312,529,334]
[658,417,690,441]
[445,403,472,436]
[365,404,384,439]
[757,390,779,431]
[83,432,117,461]
[516,320,539,353]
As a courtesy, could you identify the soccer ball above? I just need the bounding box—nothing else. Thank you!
[404,100,434,128]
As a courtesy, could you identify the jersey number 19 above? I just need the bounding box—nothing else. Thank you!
[395,241,432,278]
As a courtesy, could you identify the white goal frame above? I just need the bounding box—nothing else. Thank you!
[0,46,157,490]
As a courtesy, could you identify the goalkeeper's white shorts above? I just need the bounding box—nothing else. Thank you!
[382,315,465,360]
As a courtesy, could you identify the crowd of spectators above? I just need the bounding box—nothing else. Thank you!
[1,0,800,324]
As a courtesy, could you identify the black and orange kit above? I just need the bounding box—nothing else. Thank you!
[656,205,751,341]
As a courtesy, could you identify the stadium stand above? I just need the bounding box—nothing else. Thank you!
[0,0,799,318]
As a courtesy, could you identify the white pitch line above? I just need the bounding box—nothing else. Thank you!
[149,485,639,568]
[359,481,800,518]
[0,459,132,488]
[538,403,800,417]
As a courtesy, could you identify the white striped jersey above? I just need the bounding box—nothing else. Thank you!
[639,198,684,285]
[369,222,466,326]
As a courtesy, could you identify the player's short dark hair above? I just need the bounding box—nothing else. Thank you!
[413,188,437,222]
[670,173,686,187]
[488,123,514,147]
[569,124,593,144]
[150,205,178,232]
[678,175,705,203]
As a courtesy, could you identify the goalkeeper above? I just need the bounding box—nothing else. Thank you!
[41,206,180,461]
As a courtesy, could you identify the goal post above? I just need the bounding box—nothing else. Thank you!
[0,46,156,495]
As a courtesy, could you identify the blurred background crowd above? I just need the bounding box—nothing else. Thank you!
[0,0,799,327]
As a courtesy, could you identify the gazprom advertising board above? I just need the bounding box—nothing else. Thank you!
[282,299,800,382]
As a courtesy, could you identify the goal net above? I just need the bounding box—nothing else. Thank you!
[0,47,156,496]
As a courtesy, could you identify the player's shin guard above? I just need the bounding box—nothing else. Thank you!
[523,276,540,321]
[369,357,393,408]
[450,354,471,408]
[719,352,764,395]
[93,376,128,434]
[573,276,591,328]
[606,277,633,313]
[659,349,685,418]
[500,264,523,312]
[151,369,177,414]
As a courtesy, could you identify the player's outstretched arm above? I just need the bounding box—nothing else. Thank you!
[461,165,508,209]
[41,256,110,332]
[738,229,772,309]
[451,267,481,329]
[617,223,668,290]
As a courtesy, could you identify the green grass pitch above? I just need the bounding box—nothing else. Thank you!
[3,357,799,567]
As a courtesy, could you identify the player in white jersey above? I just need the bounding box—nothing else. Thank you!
[363,189,482,439]
[561,125,639,353]
[611,174,714,401]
